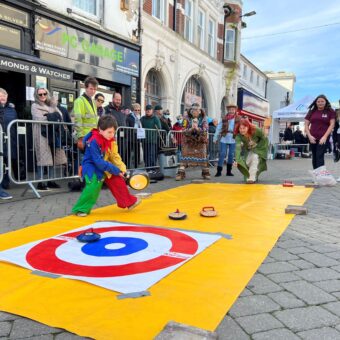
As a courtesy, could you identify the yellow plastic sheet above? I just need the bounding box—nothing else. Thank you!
[0,184,312,339]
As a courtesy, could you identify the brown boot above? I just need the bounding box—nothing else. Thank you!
[175,169,185,181]
[202,168,211,180]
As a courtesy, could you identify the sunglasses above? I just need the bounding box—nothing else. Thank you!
[96,99,104,103]
[134,109,141,111]
[38,92,47,97]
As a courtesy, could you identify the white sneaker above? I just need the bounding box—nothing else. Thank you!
[76,212,88,217]
[128,198,141,210]
[337,177,340,182]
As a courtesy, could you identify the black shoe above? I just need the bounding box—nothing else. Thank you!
[47,181,61,188]
[37,183,49,191]
[226,164,234,176]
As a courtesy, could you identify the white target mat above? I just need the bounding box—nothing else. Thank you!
[0,222,221,293]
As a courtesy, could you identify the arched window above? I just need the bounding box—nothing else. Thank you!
[181,76,207,114]
[144,69,162,108]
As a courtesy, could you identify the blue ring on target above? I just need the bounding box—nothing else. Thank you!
[82,237,148,256]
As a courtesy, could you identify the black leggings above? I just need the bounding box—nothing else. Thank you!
[310,142,327,169]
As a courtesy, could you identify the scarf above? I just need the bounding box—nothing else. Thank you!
[88,129,113,153]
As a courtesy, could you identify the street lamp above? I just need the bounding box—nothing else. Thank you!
[240,11,256,18]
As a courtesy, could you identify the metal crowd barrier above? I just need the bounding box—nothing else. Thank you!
[0,124,3,185]
[116,126,169,171]
[4,122,220,199]
[6,119,80,198]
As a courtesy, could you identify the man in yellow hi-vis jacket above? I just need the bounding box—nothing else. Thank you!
[73,77,99,143]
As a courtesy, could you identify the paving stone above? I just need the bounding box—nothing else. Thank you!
[288,259,315,269]
[287,246,314,255]
[267,272,300,283]
[228,295,280,318]
[268,291,306,308]
[55,333,90,340]
[216,316,250,340]
[295,267,340,282]
[274,306,339,332]
[277,240,310,248]
[0,322,11,337]
[156,321,217,340]
[298,327,340,340]
[23,335,54,340]
[323,301,340,317]
[314,280,340,292]
[308,244,340,253]
[258,262,299,275]
[10,319,61,339]
[252,328,300,340]
[269,248,299,261]
[0,312,19,322]
[235,314,283,334]
[246,274,282,294]
[328,251,340,260]
[281,281,336,304]
[239,288,253,297]
[262,257,276,264]
[332,265,340,273]
[299,253,339,267]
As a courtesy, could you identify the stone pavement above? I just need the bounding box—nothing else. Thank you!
[1,156,340,339]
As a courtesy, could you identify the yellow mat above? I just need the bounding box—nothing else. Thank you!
[0,184,312,339]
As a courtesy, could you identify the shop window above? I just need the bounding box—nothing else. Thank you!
[197,10,205,50]
[208,19,215,57]
[152,0,166,23]
[184,0,193,43]
[181,76,207,113]
[145,69,162,107]
[224,28,236,61]
[73,0,102,18]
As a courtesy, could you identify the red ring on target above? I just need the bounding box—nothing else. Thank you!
[26,226,199,277]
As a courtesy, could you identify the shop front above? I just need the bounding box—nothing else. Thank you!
[0,1,140,114]
[237,88,269,128]
[34,16,140,109]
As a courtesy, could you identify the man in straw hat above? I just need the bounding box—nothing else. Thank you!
[213,103,239,177]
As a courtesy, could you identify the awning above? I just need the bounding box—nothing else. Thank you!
[0,48,73,81]
[238,109,266,122]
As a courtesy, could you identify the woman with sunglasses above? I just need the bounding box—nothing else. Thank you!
[95,93,105,117]
[31,88,67,190]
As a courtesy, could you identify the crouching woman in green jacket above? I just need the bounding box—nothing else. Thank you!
[233,119,268,184]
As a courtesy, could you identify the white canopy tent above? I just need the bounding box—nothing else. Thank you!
[269,95,315,144]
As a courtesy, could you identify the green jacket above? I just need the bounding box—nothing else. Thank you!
[73,95,98,139]
[235,128,268,179]
[140,114,161,144]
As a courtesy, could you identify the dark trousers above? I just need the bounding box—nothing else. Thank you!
[128,140,141,169]
[310,142,327,169]
[142,142,158,168]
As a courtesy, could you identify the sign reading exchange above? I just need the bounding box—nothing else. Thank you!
[35,17,139,77]
[0,55,73,81]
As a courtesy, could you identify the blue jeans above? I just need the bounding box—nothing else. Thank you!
[218,142,236,167]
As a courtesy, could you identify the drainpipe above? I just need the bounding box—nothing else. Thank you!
[173,0,177,31]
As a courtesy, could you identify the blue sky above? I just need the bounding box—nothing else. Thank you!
[241,0,340,107]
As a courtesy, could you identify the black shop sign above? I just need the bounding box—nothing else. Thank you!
[0,55,73,81]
